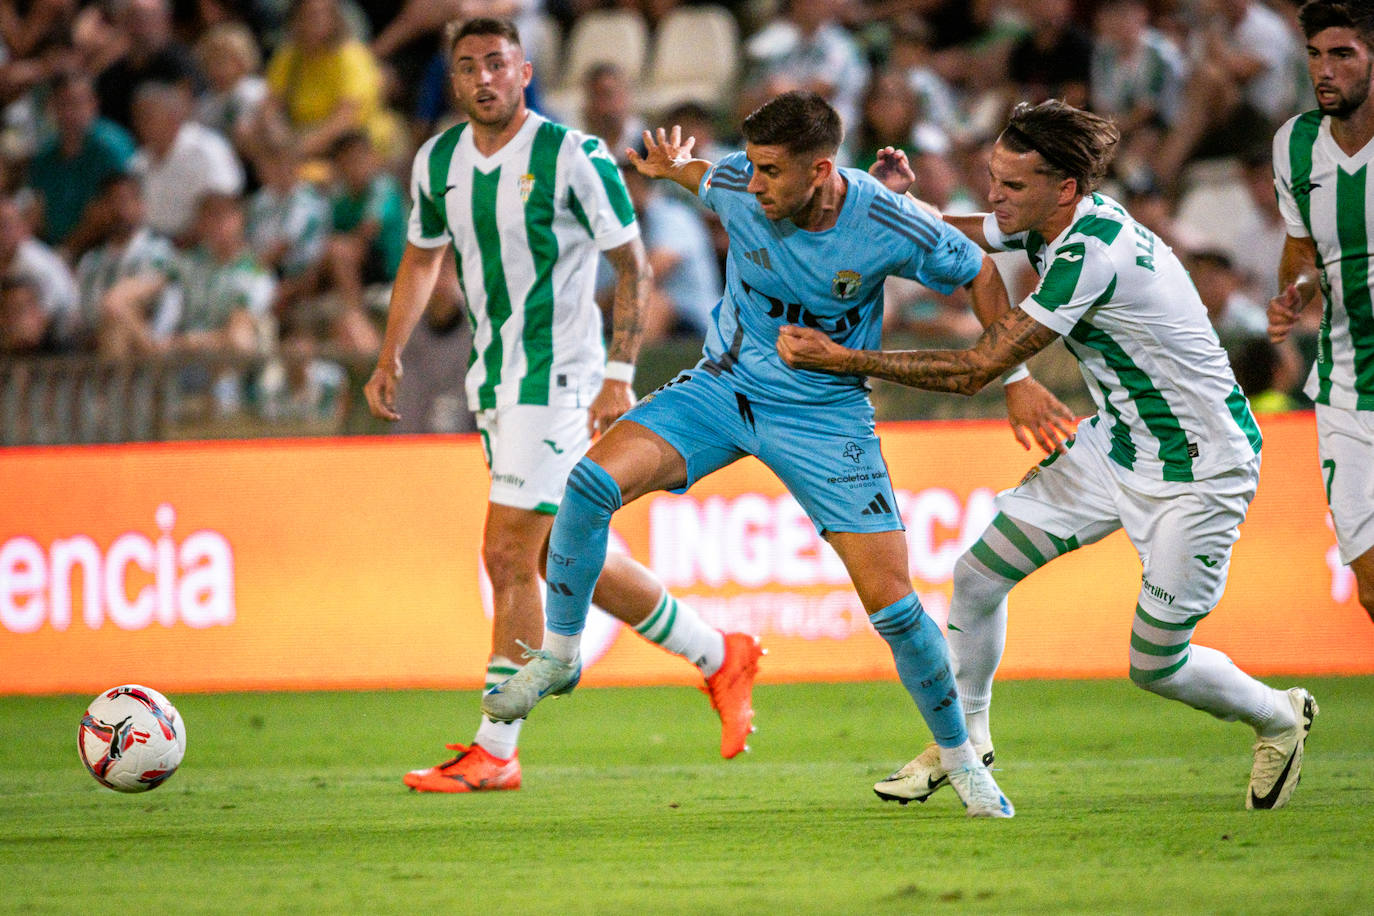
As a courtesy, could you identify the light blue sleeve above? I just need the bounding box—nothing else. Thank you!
[698,150,751,217]
[881,193,983,294]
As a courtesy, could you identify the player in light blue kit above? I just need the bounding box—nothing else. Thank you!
[484,91,1072,816]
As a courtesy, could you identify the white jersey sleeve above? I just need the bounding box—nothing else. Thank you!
[981,212,1029,252]
[407,133,451,249]
[1272,119,1310,239]
[562,133,639,251]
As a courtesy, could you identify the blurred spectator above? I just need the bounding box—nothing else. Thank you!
[1232,335,1303,414]
[130,81,244,243]
[740,0,869,159]
[886,14,960,138]
[1006,0,1094,108]
[1155,0,1301,186]
[662,100,728,163]
[1090,0,1187,180]
[260,0,400,162]
[578,62,643,163]
[0,193,77,341]
[620,162,720,341]
[1120,171,1208,254]
[73,172,179,354]
[26,69,135,248]
[246,131,329,313]
[94,0,203,131]
[321,128,401,353]
[193,22,267,157]
[0,0,74,61]
[1228,147,1292,304]
[851,68,947,173]
[102,192,274,366]
[1189,248,1269,346]
[256,316,347,422]
[0,274,64,354]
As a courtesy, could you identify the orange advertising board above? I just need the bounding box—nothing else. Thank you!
[1,412,1370,696]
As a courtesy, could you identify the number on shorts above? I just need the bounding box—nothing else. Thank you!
[1322,458,1336,506]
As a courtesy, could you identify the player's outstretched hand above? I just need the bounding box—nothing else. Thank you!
[776,325,850,373]
[627,125,696,180]
[869,146,916,195]
[1004,377,1075,454]
[1267,278,1315,343]
[588,380,635,438]
[364,363,401,421]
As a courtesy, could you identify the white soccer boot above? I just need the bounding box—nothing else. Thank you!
[481,643,582,723]
[874,741,995,804]
[1247,687,1318,810]
[947,762,1015,818]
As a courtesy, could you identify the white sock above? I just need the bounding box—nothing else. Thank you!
[1142,644,1281,731]
[476,655,523,759]
[947,555,1013,718]
[633,591,726,677]
[964,709,992,750]
[541,628,581,663]
[938,740,980,771]
[474,715,521,760]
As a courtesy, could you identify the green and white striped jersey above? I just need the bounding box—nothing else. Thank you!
[171,247,275,347]
[407,112,639,411]
[74,227,178,337]
[1274,110,1374,410]
[984,193,1262,490]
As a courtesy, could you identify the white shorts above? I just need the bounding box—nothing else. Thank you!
[996,428,1259,623]
[474,404,590,513]
[1316,404,1374,564]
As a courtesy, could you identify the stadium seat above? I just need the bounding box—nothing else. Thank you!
[640,6,740,114]
[541,10,650,121]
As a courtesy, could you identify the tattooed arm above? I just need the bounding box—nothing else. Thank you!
[776,306,1061,396]
[587,236,651,436]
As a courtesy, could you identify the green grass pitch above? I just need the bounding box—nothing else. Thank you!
[3,677,1371,914]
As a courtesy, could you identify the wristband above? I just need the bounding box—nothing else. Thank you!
[604,360,636,384]
[1002,364,1030,385]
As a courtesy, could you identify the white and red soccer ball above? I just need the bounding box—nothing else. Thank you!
[78,685,186,792]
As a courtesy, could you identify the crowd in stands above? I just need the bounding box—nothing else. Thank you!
[0,0,1326,432]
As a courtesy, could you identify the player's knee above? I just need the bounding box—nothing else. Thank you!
[951,551,1013,616]
[563,457,623,524]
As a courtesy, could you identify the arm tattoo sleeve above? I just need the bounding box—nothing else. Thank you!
[844,307,1060,395]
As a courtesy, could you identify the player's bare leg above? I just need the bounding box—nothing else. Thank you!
[1351,545,1374,624]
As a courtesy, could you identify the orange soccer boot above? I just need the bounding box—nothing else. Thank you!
[402,743,521,793]
[703,632,765,758]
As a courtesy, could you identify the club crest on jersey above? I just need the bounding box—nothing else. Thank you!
[519,173,536,203]
[832,269,862,300]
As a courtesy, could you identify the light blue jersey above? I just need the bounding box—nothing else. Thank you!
[695,151,984,405]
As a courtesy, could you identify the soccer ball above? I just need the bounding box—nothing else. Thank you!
[77,684,187,792]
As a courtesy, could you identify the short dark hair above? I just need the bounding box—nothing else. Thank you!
[998,100,1120,194]
[447,17,522,58]
[740,91,843,158]
[1299,0,1374,47]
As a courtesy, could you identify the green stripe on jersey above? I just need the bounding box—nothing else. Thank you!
[1069,316,1195,481]
[423,123,466,238]
[1225,384,1263,454]
[568,189,593,236]
[518,121,567,405]
[1031,242,1087,311]
[581,137,635,227]
[473,166,512,410]
[1070,215,1123,246]
[1335,164,1374,407]
[1288,111,1322,237]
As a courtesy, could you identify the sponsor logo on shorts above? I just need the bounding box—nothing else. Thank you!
[543,439,565,454]
[492,472,526,488]
[825,470,888,486]
[1194,554,1218,568]
[1141,576,1175,606]
[843,441,864,463]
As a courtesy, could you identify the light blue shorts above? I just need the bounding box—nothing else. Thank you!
[622,368,903,535]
